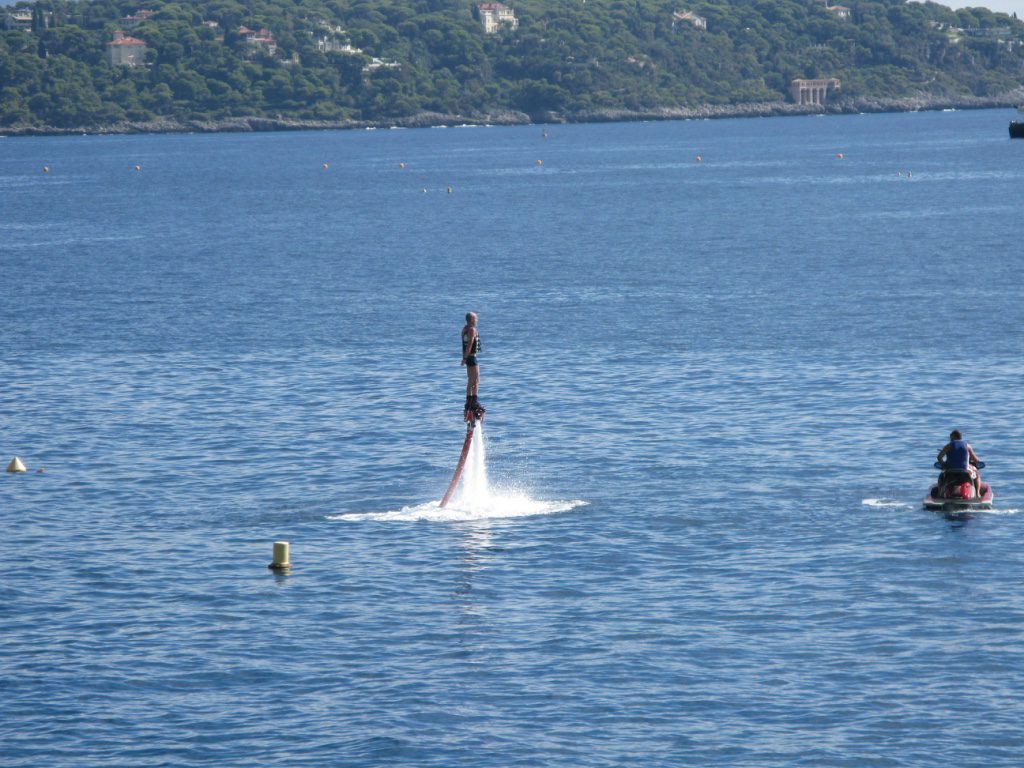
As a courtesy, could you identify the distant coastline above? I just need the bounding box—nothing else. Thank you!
[3,90,1022,137]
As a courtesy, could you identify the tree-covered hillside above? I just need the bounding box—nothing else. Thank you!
[1,0,1023,129]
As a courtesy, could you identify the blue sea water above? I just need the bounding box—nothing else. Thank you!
[3,109,1024,767]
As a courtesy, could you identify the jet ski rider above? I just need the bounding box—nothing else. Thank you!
[936,429,983,497]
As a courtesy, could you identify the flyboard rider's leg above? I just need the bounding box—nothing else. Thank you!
[464,360,484,423]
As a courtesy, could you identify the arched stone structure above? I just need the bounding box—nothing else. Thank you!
[790,78,841,106]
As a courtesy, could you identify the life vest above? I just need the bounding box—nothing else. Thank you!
[946,439,970,470]
[462,328,480,356]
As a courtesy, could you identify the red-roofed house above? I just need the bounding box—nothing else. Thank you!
[239,26,277,56]
[107,30,147,66]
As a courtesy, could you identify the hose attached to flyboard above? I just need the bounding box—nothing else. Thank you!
[439,421,475,508]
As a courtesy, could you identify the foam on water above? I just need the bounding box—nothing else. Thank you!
[331,496,587,523]
[862,497,1021,515]
[861,498,914,509]
[329,423,587,523]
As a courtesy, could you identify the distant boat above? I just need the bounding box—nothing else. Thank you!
[1011,121,1024,139]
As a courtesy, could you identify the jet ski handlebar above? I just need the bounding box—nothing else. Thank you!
[934,460,985,469]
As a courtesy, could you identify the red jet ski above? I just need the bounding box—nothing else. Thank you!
[923,461,993,511]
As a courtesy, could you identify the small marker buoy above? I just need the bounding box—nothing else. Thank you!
[6,456,27,473]
[323,163,329,170]
[268,541,291,571]
[134,165,141,171]
[447,186,453,194]
[421,188,427,193]
[695,155,702,163]
[836,153,844,159]
[897,171,902,177]
[36,467,45,474]
[907,171,912,178]
[399,162,406,169]
[43,166,50,173]
[535,159,542,166]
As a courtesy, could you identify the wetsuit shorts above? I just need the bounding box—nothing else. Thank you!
[465,355,478,367]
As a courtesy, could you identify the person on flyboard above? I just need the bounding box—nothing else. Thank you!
[461,312,485,423]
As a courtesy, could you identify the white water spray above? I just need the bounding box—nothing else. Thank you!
[458,423,491,507]
[331,421,587,522]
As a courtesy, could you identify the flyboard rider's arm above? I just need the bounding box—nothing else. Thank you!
[462,327,477,365]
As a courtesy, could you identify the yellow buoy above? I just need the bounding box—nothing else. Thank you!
[268,541,292,571]
[6,456,27,473]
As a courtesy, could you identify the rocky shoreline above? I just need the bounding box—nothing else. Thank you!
[2,90,1022,137]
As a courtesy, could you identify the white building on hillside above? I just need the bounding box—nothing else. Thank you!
[478,3,518,34]
[672,10,707,30]
[3,10,33,31]
[119,9,156,28]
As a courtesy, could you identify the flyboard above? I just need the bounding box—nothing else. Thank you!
[439,396,486,508]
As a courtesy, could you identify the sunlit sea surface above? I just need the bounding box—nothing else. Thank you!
[3,109,1024,767]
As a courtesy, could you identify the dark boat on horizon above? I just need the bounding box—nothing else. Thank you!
[1011,121,1024,139]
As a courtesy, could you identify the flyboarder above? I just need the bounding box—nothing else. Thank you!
[461,312,485,422]
[439,312,485,507]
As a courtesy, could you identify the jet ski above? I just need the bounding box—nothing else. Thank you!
[923,460,993,511]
